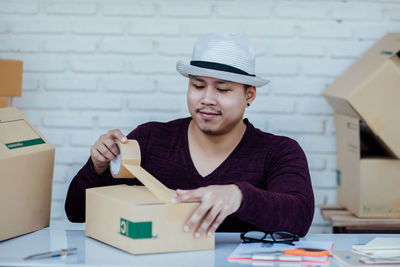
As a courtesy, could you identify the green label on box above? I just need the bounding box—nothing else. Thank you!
[347,143,358,154]
[336,170,341,186]
[346,122,358,130]
[0,119,45,150]
[5,138,45,149]
[380,50,393,55]
[362,205,391,215]
[120,218,154,239]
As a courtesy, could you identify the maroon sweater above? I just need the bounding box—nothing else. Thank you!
[65,118,314,236]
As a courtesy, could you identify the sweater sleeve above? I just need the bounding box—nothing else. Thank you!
[233,139,314,237]
[64,126,148,222]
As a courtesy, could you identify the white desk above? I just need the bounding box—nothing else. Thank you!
[0,226,399,267]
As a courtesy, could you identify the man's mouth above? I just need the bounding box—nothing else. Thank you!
[195,107,222,116]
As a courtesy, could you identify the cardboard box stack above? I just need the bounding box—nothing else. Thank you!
[322,33,400,218]
[0,59,55,241]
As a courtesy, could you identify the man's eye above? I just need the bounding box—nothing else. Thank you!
[217,88,230,92]
[193,84,204,89]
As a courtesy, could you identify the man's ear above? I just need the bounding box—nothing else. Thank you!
[246,86,256,105]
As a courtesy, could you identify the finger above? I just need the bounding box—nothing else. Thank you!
[108,129,127,143]
[206,211,227,237]
[176,188,204,202]
[194,200,223,238]
[172,189,187,203]
[176,189,188,195]
[183,201,213,235]
[103,138,120,157]
[91,148,108,165]
[97,145,116,161]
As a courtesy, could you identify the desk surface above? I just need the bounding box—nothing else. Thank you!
[1,226,399,267]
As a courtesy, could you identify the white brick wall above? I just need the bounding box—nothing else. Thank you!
[2,0,399,233]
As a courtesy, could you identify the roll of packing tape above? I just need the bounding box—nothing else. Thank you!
[110,140,141,178]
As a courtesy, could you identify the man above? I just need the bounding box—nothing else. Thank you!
[65,33,314,238]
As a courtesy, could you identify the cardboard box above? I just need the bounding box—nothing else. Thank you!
[335,114,400,218]
[86,140,214,254]
[0,59,23,97]
[323,33,400,158]
[323,32,400,218]
[0,107,55,241]
[86,184,215,255]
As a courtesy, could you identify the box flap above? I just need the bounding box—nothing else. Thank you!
[349,54,400,158]
[0,59,23,97]
[0,107,54,158]
[322,33,400,116]
[87,185,166,206]
[360,121,393,158]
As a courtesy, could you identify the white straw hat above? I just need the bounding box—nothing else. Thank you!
[176,33,269,87]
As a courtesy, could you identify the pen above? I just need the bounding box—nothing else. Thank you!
[24,248,77,260]
[252,253,302,262]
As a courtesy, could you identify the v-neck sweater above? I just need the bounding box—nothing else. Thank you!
[65,118,314,236]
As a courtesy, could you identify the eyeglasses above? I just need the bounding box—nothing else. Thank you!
[240,231,299,246]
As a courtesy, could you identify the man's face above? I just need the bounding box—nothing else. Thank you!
[187,75,255,136]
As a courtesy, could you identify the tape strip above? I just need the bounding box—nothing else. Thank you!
[110,140,176,203]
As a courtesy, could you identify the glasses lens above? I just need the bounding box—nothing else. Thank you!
[272,232,295,242]
[243,231,266,241]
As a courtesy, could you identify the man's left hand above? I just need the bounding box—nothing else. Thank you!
[172,184,243,238]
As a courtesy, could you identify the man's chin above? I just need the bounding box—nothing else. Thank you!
[201,128,214,135]
[191,117,221,135]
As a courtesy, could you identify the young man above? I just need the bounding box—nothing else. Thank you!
[65,33,314,238]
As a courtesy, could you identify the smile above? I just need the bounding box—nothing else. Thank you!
[199,111,220,119]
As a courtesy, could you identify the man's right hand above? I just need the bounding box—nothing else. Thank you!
[90,129,127,175]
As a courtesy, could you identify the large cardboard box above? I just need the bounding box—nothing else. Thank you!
[0,107,55,241]
[335,114,400,217]
[323,32,400,217]
[86,184,215,254]
[0,59,23,108]
[323,33,400,158]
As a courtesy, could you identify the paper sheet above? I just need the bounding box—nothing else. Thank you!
[354,237,400,250]
[352,237,400,258]
[333,250,400,267]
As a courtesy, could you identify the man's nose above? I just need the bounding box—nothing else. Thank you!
[201,87,217,105]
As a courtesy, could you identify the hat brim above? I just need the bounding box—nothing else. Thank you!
[176,60,269,87]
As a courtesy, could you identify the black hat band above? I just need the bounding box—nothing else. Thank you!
[190,60,255,77]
